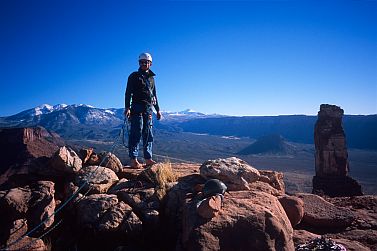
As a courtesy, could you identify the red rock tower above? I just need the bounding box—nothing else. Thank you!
[313,104,362,197]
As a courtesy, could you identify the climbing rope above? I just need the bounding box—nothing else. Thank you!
[16,219,63,251]
[2,115,199,250]
[2,127,124,251]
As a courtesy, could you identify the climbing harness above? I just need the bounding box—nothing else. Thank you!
[140,72,156,107]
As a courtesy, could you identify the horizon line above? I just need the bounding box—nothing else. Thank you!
[1,103,376,118]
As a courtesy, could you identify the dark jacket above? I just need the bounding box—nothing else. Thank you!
[125,68,160,112]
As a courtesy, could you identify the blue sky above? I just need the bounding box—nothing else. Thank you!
[0,0,376,116]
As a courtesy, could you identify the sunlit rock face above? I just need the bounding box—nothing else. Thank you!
[0,127,64,187]
[314,104,348,176]
[313,104,362,197]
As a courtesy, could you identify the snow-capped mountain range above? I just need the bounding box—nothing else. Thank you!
[33,104,67,116]
[11,104,210,118]
[0,104,376,150]
[0,103,222,140]
[22,104,105,116]
[10,104,214,119]
[0,104,219,129]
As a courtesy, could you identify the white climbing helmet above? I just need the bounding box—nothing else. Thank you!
[139,52,152,62]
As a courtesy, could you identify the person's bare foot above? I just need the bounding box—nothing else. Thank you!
[130,159,143,169]
[145,159,157,166]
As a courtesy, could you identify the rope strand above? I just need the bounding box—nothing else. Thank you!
[2,128,123,250]
[2,117,199,250]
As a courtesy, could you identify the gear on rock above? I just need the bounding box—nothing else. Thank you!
[203,179,227,198]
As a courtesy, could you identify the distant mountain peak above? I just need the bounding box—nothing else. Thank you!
[72,104,95,108]
[34,104,54,115]
[53,104,68,110]
[32,104,96,116]
[37,104,53,109]
[32,103,72,116]
[161,108,206,117]
[182,109,197,113]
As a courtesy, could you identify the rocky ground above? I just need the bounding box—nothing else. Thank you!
[0,127,376,251]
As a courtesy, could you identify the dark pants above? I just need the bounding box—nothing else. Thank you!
[128,104,153,159]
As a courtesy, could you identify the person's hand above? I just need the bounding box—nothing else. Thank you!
[156,111,162,120]
[124,108,131,119]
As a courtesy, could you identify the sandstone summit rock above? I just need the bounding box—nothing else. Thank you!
[0,126,376,250]
[76,193,142,236]
[182,190,295,251]
[297,193,355,228]
[278,194,304,227]
[50,146,82,174]
[0,180,55,248]
[196,194,223,219]
[75,165,119,194]
[200,157,260,191]
[98,151,123,173]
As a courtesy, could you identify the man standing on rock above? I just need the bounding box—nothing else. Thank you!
[124,52,162,169]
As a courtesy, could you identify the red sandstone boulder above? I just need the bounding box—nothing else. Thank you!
[76,194,142,236]
[75,166,119,194]
[162,174,207,250]
[293,229,320,247]
[279,195,304,227]
[0,181,55,231]
[327,195,377,230]
[248,180,283,196]
[259,170,285,194]
[0,181,55,249]
[200,157,260,191]
[325,229,377,251]
[196,195,222,219]
[182,190,294,251]
[79,147,94,164]
[49,146,82,174]
[87,153,100,165]
[296,193,355,228]
[61,182,83,209]
[2,219,46,251]
[331,237,371,251]
[98,152,123,173]
[115,185,161,228]
[76,194,117,228]
[107,178,131,193]
[98,201,140,233]
[321,196,377,251]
